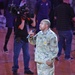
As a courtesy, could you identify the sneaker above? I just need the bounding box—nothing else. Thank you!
[13,70,17,75]
[65,57,73,61]
[24,70,34,74]
[73,32,75,35]
[55,57,60,61]
[3,47,8,52]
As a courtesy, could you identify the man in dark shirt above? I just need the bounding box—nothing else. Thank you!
[12,6,34,74]
[54,0,75,60]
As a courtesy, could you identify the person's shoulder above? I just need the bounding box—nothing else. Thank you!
[36,0,41,4]
[56,3,63,8]
[47,0,51,3]
[35,0,42,7]
[37,31,42,35]
[48,29,57,37]
[54,3,64,11]
[47,0,51,5]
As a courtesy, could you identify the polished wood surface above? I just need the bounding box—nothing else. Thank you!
[0,29,75,75]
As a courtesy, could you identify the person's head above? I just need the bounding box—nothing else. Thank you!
[39,19,51,31]
[42,0,47,2]
[63,0,70,4]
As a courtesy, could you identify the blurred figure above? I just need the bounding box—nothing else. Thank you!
[49,0,63,29]
[54,0,75,60]
[3,0,21,52]
[34,0,51,33]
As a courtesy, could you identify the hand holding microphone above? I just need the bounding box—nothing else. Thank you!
[27,29,36,38]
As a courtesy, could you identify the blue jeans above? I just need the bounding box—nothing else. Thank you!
[58,30,73,59]
[12,38,30,71]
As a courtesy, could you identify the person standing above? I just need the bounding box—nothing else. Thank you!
[28,19,58,75]
[3,0,21,52]
[34,0,51,33]
[54,0,75,60]
[12,5,34,74]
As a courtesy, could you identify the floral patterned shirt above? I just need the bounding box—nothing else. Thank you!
[28,28,58,64]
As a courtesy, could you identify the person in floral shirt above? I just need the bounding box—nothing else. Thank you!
[28,19,58,75]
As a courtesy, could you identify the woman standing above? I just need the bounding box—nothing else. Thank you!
[3,0,21,52]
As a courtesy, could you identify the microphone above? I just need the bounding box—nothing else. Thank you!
[27,29,36,38]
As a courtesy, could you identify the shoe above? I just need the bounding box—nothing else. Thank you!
[13,70,17,75]
[3,47,8,52]
[65,57,73,60]
[55,57,60,61]
[73,32,75,35]
[24,70,34,74]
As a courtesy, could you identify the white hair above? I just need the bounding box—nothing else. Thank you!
[41,19,51,27]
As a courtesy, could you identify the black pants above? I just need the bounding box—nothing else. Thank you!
[4,27,12,48]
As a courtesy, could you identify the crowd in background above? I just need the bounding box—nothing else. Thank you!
[0,0,75,30]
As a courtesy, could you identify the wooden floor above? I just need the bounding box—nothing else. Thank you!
[0,28,75,75]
